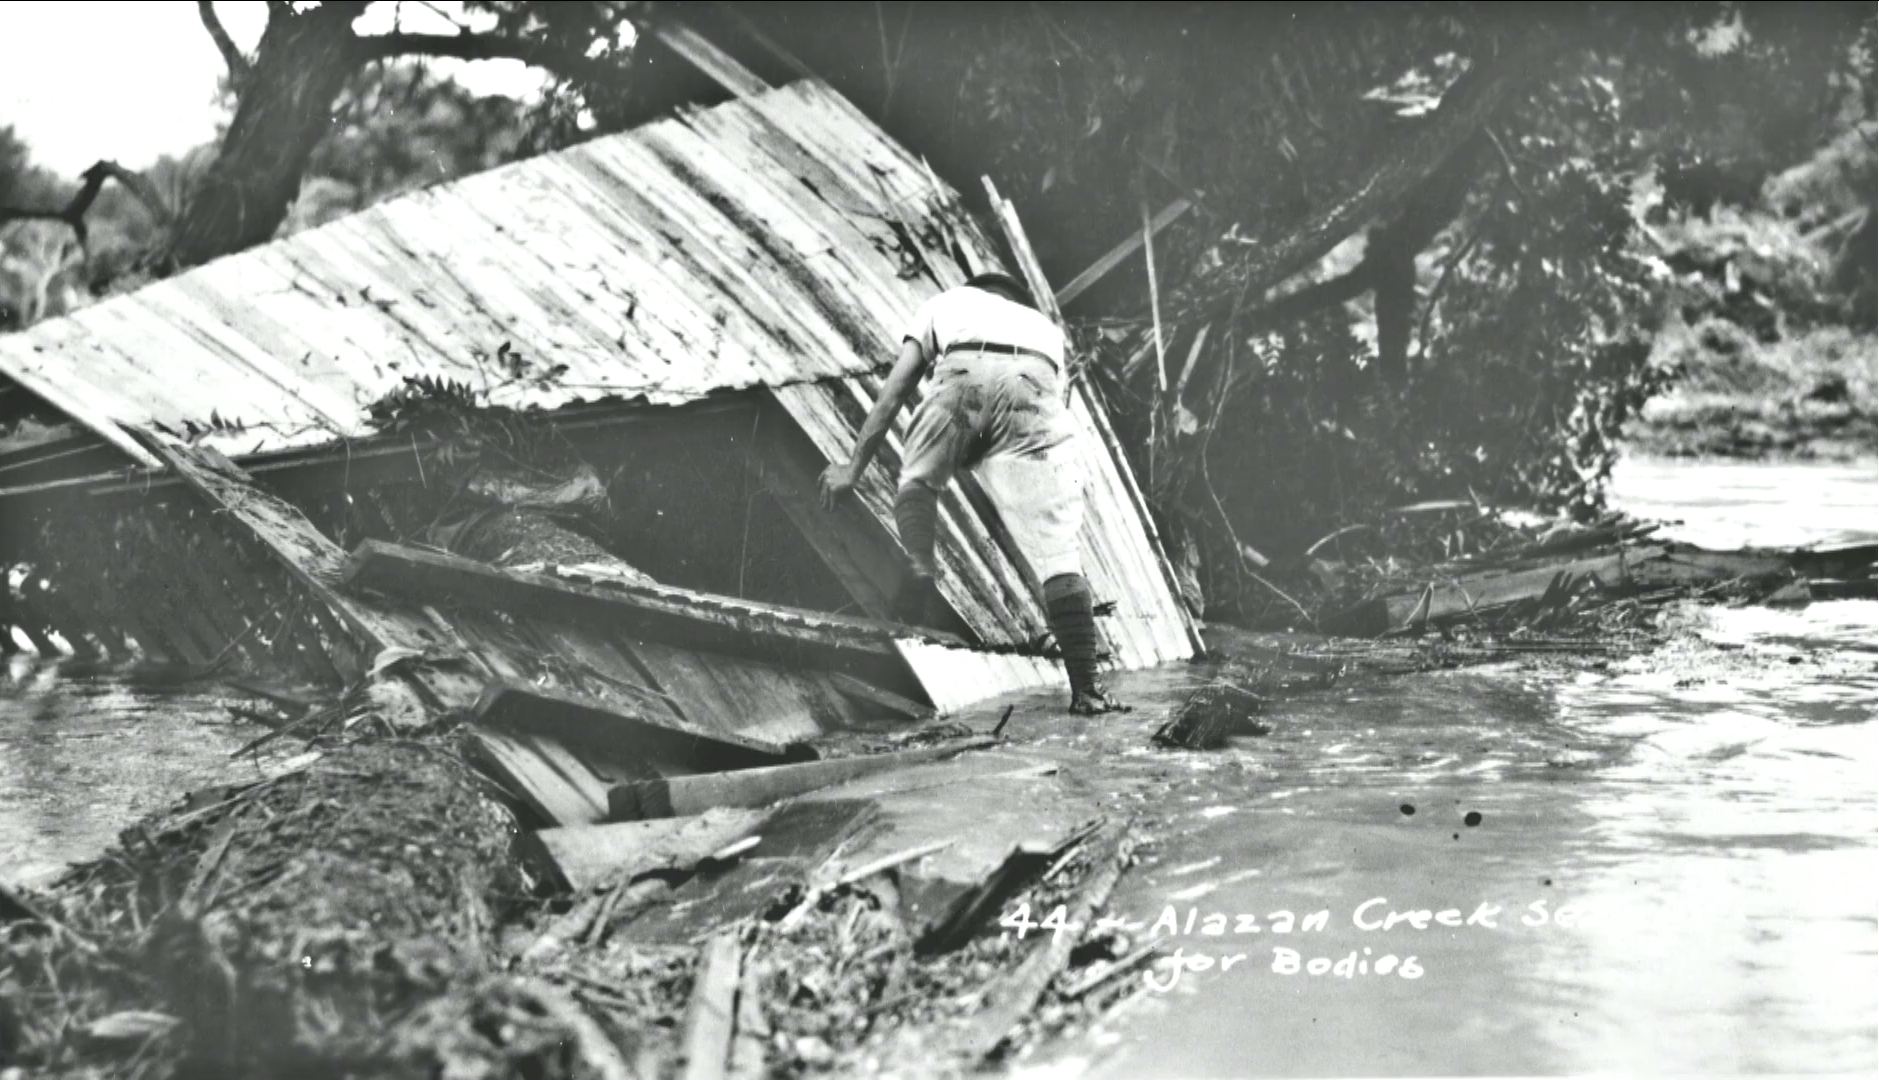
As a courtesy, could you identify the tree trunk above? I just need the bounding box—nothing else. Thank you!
[168,2,370,269]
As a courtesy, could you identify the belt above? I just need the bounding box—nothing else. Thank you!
[941,341,1059,369]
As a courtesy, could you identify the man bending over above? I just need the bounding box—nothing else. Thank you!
[817,272,1130,716]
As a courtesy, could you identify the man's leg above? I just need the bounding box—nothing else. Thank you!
[891,479,947,626]
[1042,572,1130,714]
[892,372,971,629]
[973,361,1129,714]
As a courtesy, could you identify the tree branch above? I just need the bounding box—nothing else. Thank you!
[199,1,252,83]
[0,160,172,266]
[1229,28,1554,303]
[1248,264,1374,324]
[357,31,635,88]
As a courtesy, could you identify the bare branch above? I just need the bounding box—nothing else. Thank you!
[358,31,634,88]
[199,1,252,82]
[0,160,172,264]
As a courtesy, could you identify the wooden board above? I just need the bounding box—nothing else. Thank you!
[339,539,948,683]
[1329,545,1670,636]
[609,738,997,821]
[522,806,770,892]
[475,680,810,772]
[815,764,1101,949]
[615,798,880,945]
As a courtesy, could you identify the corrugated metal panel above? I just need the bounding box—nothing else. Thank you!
[0,80,951,452]
[0,76,1197,679]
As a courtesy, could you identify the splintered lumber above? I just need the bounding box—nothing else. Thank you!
[682,934,743,1080]
[1151,682,1268,751]
[146,441,482,709]
[476,680,809,773]
[469,727,618,828]
[522,807,770,892]
[617,799,879,945]
[812,764,1102,950]
[796,750,1060,803]
[1329,545,1668,636]
[949,821,1132,1063]
[339,539,941,684]
[826,672,937,722]
[608,738,997,821]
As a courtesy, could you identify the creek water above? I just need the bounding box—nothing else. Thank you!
[1,454,1874,1077]
[1016,453,1878,1079]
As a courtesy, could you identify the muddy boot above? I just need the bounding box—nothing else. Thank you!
[1069,681,1132,715]
[1044,573,1132,715]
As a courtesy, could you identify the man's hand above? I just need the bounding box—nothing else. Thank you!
[818,461,857,511]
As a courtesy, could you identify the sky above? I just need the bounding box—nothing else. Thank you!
[0,1,552,177]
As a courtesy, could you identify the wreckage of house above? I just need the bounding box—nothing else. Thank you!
[0,71,1200,833]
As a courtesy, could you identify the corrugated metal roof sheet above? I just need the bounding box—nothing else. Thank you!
[0,76,1198,675]
[0,80,961,458]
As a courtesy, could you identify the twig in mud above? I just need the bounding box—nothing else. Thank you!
[836,840,954,888]
[1246,567,1316,629]
[992,704,1016,738]
[1060,940,1164,1001]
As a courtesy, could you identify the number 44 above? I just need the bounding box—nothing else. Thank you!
[999,903,1079,941]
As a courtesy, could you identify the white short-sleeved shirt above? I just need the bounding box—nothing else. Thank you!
[902,286,1067,371]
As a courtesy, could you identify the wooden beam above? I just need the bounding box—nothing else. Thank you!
[340,539,959,676]
[474,679,811,773]
[653,22,770,99]
[521,807,769,892]
[1328,545,1670,636]
[1055,199,1192,308]
[609,737,997,821]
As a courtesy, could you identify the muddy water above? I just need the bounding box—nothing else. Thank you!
[1,457,1874,1077]
[1013,455,1878,1078]
[0,658,289,888]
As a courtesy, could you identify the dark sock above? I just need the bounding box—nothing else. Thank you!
[894,482,940,579]
[1043,573,1102,694]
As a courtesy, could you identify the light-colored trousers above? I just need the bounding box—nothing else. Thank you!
[898,351,1086,584]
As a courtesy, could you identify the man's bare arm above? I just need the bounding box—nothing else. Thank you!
[819,337,927,510]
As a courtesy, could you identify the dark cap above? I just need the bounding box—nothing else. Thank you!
[964,271,1036,310]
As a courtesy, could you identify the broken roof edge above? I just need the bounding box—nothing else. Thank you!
[0,363,909,506]
[0,76,971,471]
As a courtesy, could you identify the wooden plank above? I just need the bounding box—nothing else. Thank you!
[522,807,770,893]
[1384,545,1668,632]
[474,679,810,773]
[340,539,935,670]
[469,727,613,827]
[653,23,770,100]
[609,738,997,821]
[616,798,879,946]
[1055,199,1193,307]
[893,639,1067,715]
[681,933,742,1080]
[815,766,1102,950]
[825,672,937,722]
